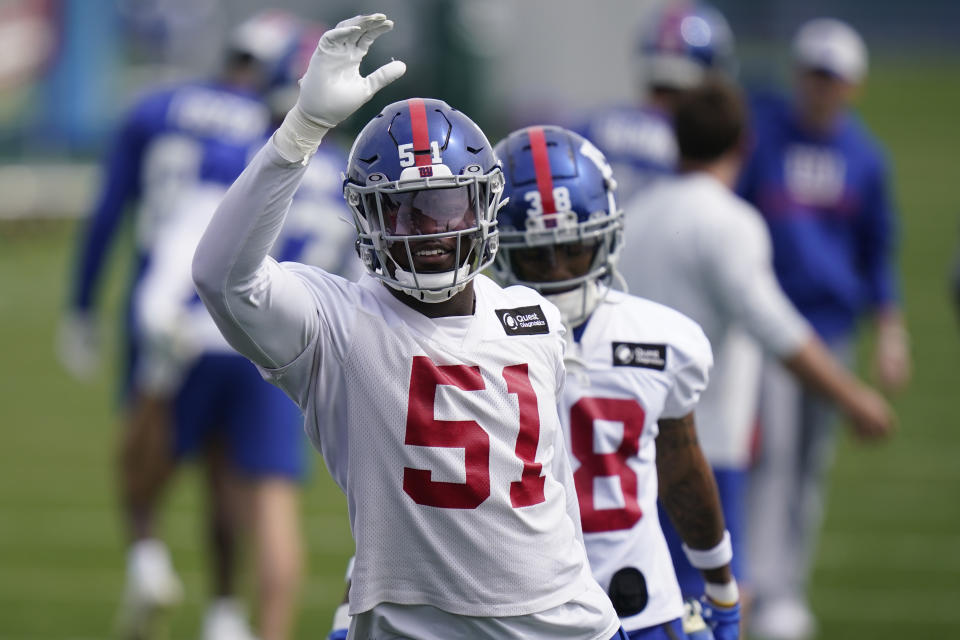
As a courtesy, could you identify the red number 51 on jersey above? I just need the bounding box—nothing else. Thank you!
[403,356,546,510]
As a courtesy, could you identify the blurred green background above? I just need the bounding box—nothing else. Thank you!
[1,1,959,638]
[2,58,958,640]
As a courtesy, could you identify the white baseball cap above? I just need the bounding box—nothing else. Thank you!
[792,18,868,84]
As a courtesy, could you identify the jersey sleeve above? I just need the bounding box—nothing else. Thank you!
[192,138,325,372]
[661,316,713,419]
[856,149,900,310]
[69,97,152,311]
[699,203,812,358]
[257,264,362,410]
[551,399,586,546]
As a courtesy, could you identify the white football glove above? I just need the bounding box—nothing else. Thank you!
[57,310,101,380]
[273,13,407,164]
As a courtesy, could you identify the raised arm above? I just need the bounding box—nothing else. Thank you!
[191,14,405,369]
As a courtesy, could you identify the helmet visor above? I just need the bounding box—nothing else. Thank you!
[366,185,477,237]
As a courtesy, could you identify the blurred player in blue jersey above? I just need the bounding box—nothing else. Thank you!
[58,11,355,640]
[579,0,736,203]
[737,19,911,639]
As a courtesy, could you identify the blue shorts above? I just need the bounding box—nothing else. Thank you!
[173,353,307,480]
[626,617,686,639]
[659,467,746,598]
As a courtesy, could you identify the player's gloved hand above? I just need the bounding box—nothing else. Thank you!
[57,309,100,380]
[274,13,406,163]
[681,598,715,640]
[700,583,741,640]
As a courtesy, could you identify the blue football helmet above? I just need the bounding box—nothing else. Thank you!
[343,98,504,302]
[636,0,736,91]
[492,125,623,327]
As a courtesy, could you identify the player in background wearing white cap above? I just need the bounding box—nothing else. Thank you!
[737,18,910,639]
[58,12,353,640]
[193,13,626,640]
[617,77,895,637]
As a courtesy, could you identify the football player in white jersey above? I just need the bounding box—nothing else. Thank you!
[192,14,625,640]
[491,123,741,640]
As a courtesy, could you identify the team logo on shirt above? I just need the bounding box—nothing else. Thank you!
[495,305,549,336]
[612,342,667,370]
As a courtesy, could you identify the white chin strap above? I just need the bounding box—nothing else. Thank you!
[546,280,602,328]
[390,264,473,303]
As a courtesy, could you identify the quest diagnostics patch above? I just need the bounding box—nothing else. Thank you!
[496,305,550,336]
[612,342,667,370]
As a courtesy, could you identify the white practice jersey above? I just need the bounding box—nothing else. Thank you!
[618,173,811,468]
[194,142,620,639]
[561,289,712,630]
[262,272,612,621]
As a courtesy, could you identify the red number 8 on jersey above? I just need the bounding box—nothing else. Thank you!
[570,397,646,533]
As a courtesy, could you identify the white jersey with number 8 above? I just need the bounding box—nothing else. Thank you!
[558,289,712,631]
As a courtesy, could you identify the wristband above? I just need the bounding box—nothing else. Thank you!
[704,580,740,607]
[272,105,331,165]
[682,529,732,570]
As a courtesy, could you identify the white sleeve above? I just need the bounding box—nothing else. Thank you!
[662,318,713,419]
[700,206,812,358]
[192,139,320,370]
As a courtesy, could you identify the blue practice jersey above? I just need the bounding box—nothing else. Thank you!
[69,80,271,316]
[67,79,355,388]
[738,93,899,340]
[577,104,677,204]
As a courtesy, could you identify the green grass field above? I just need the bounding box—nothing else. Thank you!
[1,60,959,639]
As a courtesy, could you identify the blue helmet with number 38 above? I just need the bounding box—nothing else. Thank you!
[343,98,504,303]
[492,125,623,327]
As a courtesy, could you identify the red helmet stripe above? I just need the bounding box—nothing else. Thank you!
[407,98,433,167]
[528,127,557,216]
